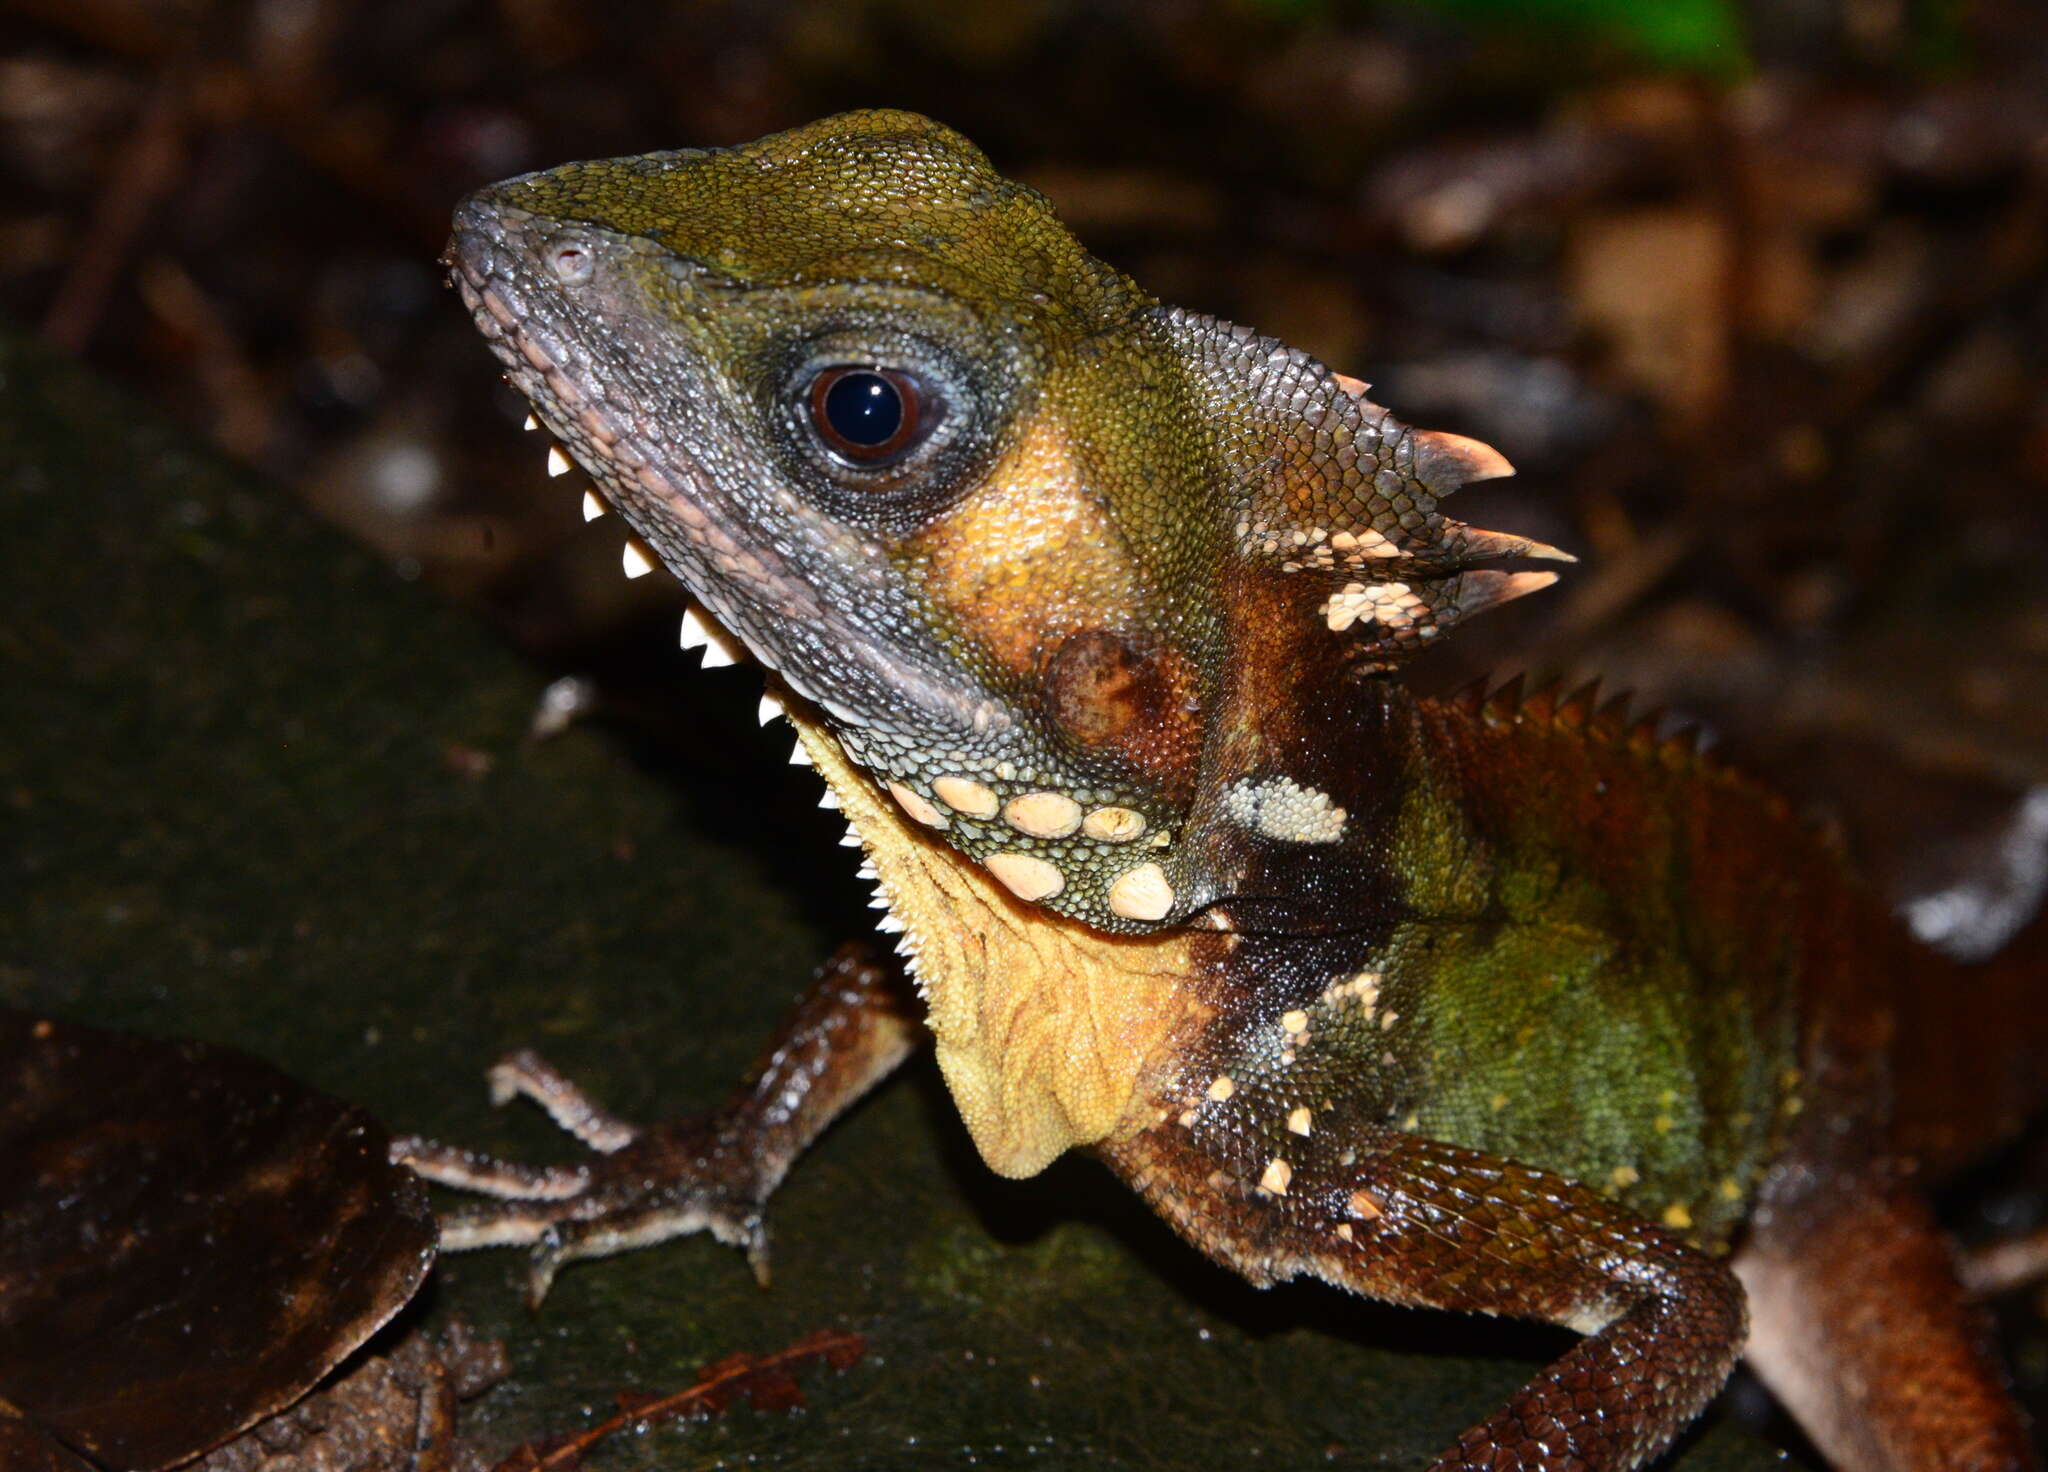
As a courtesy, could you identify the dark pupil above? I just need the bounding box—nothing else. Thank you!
[822,372,903,447]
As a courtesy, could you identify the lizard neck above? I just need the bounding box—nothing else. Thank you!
[793,705,1220,1178]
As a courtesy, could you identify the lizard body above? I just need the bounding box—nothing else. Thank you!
[406,111,2048,1469]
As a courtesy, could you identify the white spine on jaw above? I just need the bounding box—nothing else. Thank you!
[679,605,745,668]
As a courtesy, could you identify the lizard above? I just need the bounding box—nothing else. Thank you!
[400,110,2048,1470]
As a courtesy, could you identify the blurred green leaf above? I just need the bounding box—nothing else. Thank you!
[1430,0,1745,72]
[1253,0,1751,75]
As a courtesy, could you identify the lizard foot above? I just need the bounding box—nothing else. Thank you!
[394,1050,774,1307]
[392,944,925,1307]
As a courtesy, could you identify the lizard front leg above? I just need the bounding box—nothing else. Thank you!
[393,943,924,1303]
[1102,1121,1746,1472]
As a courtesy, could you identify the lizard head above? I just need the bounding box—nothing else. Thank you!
[448,110,1569,934]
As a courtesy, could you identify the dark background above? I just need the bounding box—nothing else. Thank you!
[4,1,2047,1466]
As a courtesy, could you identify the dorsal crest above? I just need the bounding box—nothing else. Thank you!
[1454,673,1739,776]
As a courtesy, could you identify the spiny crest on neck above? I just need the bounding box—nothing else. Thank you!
[1169,308,1574,673]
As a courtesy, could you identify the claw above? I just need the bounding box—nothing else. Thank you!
[527,1228,567,1308]
[745,1220,773,1288]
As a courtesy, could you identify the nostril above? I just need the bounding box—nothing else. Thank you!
[549,242,593,284]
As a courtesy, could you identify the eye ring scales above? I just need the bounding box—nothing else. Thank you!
[809,366,932,466]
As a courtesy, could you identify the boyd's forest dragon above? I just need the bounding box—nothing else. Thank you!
[400,110,2048,1470]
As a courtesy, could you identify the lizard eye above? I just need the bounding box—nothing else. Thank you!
[808,366,934,466]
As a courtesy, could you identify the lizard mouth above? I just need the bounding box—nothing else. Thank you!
[446,194,1005,740]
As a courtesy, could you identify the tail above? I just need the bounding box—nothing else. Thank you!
[1889,787,2048,1176]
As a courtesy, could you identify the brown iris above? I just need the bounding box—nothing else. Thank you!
[809,366,927,465]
